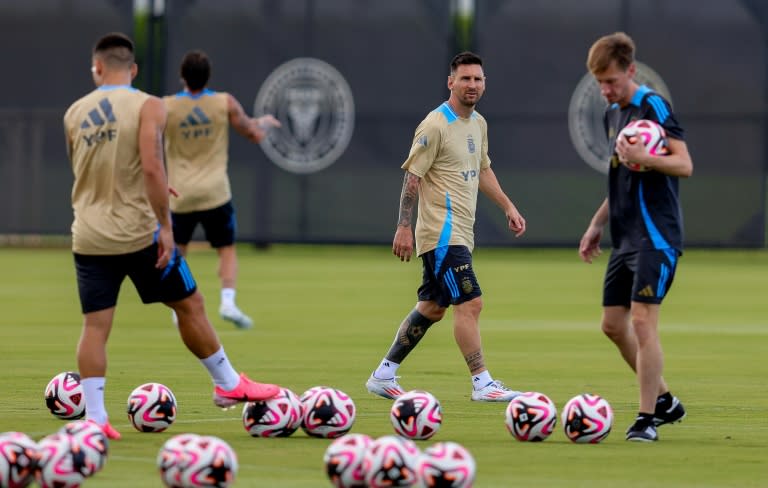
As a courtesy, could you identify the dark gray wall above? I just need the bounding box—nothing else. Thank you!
[1,0,765,247]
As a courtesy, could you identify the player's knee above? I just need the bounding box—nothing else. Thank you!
[601,319,625,341]
[457,296,483,318]
[417,302,446,322]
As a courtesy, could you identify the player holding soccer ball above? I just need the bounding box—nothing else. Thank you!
[366,52,527,402]
[578,32,693,442]
[63,33,280,440]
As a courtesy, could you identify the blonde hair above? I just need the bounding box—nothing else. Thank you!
[587,32,635,74]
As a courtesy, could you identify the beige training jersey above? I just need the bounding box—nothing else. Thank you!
[163,90,230,213]
[402,102,491,256]
[64,85,154,255]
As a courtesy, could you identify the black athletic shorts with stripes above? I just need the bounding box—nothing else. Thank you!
[74,243,197,314]
[418,245,482,307]
[603,248,680,307]
[172,201,236,248]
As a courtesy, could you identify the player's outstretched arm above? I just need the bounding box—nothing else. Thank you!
[478,167,526,237]
[227,94,281,144]
[139,96,173,268]
[393,171,420,262]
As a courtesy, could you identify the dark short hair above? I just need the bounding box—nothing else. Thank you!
[180,51,211,91]
[450,51,483,74]
[587,32,635,74]
[93,32,135,68]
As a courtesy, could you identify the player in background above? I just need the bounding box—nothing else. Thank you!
[578,32,693,442]
[63,33,280,439]
[366,52,527,402]
[164,50,280,329]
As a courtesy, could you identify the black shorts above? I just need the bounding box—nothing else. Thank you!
[418,245,482,307]
[172,201,236,248]
[603,249,680,307]
[74,243,197,314]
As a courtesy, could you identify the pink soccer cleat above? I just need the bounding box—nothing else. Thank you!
[213,373,280,409]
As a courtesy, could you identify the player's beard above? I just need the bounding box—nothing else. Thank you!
[459,91,481,107]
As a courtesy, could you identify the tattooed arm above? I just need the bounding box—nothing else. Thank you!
[392,171,420,262]
[139,96,173,268]
[227,94,280,144]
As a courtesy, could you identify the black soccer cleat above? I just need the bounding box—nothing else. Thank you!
[653,396,686,427]
[625,422,658,442]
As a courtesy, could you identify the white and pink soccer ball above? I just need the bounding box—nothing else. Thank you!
[363,435,421,488]
[35,433,84,488]
[157,433,201,488]
[242,387,303,437]
[505,391,557,442]
[178,435,238,488]
[618,119,668,171]
[300,386,356,439]
[0,431,38,488]
[561,393,614,444]
[59,420,108,477]
[127,382,177,433]
[45,372,85,420]
[417,441,476,488]
[323,433,372,488]
[390,390,442,440]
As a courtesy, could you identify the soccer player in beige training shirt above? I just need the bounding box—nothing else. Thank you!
[366,52,527,402]
[164,50,280,329]
[64,33,279,439]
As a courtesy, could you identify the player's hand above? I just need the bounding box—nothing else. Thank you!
[168,186,179,198]
[578,226,603,264]
[256,114,281,130]
[615,135,646,165]
[155,225,174,269]
[506,206,526,237]
[392,225,415,262]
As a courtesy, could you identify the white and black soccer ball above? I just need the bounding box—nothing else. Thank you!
[127,382,177,433]
[157,433,200,488]
[390,390,442,440]
[44,372,85,420]
[35,433,84,488]
[59,420,108,477]
[179,435,238,488]
[242,387,303,437]
[0,431,38,488]
[505,391,558,442]
[363,435,421,488]
[561,393,614,444]
[300,386,356,439]
[417,441,476,488]
[323,433,372,488]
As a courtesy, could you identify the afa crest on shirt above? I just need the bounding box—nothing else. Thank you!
[467,135,476,154]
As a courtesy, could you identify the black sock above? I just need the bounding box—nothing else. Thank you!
[635,412,655,428]
[657,392,673,407]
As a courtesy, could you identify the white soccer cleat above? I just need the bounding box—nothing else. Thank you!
[471,380,521,402]
[365,374,405,400]
[219,304,253,329]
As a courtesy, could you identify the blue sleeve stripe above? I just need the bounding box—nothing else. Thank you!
[638,182,672,250]
[647,95,669,124]
[436,103,458,124]
[444,269,460,299]
[433,193,454,275]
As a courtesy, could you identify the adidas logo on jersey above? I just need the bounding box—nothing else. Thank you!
[80,98,117,147]
[180,106,212,139]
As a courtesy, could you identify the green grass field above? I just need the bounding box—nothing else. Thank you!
[2,245,767,487]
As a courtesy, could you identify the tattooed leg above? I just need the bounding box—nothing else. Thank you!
[385,309,435,364]
[464,350,486,376]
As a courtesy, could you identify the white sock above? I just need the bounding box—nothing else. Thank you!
[374,358,400,379]
[472,370,493,390]
[221,288,236,308]
[81,377,108,424]
[200,346,240,390]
